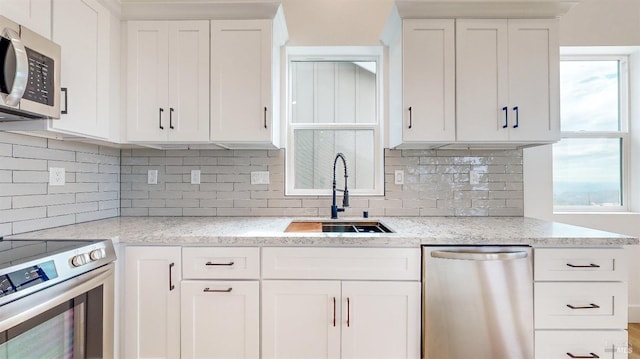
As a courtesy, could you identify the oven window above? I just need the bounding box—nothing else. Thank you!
[0,308,75,358]
[0,285,103,359]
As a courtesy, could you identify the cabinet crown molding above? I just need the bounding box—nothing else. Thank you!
[393,0,578,19]
[121,1,282,20]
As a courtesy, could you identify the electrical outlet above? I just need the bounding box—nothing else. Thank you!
[394,170,404,185]
[49,167,65,186]
[251,171,270,185]
[470,170,480,185]
[191,170,201,184]
[147,170,158,185]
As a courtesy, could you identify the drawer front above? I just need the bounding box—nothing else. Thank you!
[183,247,260,279]
[535,248,627,282]
[535,282,627,329]
[535,330,629,359]
[262,247,420,280]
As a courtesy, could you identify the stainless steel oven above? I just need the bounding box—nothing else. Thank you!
[0,239,116,358]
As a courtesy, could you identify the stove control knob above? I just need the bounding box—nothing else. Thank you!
[71,254,87,267]
[89,249,105,261]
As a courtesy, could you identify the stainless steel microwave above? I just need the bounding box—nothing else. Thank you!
[0,15,61,122]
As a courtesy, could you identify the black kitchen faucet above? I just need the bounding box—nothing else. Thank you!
[331,153,350,219]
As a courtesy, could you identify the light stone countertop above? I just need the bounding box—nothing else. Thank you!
[5,216,638,247]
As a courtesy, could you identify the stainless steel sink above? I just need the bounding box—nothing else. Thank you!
[285,221,394,233]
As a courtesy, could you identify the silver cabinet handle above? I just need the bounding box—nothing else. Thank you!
[431,250,528,261]
[566,303,600,310]
[203,287,233,293]
[205,261,234,266]
[2,28,28,106]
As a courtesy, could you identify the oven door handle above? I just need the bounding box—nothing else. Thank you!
[2,27,29,106]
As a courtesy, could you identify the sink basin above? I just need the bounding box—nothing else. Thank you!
[285,221,394,233]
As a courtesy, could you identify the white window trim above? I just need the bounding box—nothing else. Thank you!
[284,46,385,196]
[554,55,630,212]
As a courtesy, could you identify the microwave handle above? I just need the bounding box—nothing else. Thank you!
[2,28,28,106]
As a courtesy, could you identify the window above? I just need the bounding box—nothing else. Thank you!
[553,56,629,210]
[285,47,384,196]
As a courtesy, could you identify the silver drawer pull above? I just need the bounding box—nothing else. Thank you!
[203,287,233,293]
[566,263,600,268]
[566,303,600,310]
[566,353,599,358]
[205,261,235,266]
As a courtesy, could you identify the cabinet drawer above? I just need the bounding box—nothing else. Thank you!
[535,248,627,281]
[535,330,629,359]
[535,282,627,329]
[262,247,420,280]
[183,247,260,279]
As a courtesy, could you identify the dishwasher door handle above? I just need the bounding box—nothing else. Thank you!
[430,250,528,261]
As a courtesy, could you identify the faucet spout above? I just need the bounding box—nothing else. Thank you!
[331,153,349,219]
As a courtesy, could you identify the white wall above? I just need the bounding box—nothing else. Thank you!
[524,0,640,321]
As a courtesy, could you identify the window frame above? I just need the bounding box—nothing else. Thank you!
[284,46,385,196]
[553,55,630,212]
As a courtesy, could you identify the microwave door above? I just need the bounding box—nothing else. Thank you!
[0,28,28,108]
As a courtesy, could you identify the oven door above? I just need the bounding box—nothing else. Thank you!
[0,263,114,358]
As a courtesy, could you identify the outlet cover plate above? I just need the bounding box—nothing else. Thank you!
[394,170,404,185]
[251,171,270,185]
[49,167,65,186]
[191,170,201,184]
[148,170,158,185]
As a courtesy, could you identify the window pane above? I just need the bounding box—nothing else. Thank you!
[291,61,377,124]
[560,60,619,131]
[294,129,375,190]
[553,138,622,206]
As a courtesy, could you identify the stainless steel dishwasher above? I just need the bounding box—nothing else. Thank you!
[423,246,533,359]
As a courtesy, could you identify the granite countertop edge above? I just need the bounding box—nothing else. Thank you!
[5,216,638,247]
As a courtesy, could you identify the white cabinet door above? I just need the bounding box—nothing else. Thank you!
[166,21,210,142]
[181,280,259,359]
[507,19,559,142]
[456,19,558,143]
[341,281,421,359]
[0,0,51,38]
[124,246,181,359]
[127,21,209,142]
[126,21,169,142]
[262,280,341,359]
[51,0,110,139]
[456,19,509,142]
[210,20,272,143]
[402,19,455,143]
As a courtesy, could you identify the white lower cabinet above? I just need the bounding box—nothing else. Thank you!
[534,247,629,359]
[261,280,420,359]
[124,246,181,359]
[536,331,629,359]
[181,280,259,358]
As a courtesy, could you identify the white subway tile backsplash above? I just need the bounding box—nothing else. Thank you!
[0,133,120,235]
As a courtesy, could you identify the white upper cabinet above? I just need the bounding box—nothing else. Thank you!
[126,20,210,142]
[456,19,559,144]
[387,19,455,148]
[210,20,271,144]
[50,0,115,140]
[382,2,565,148]
[210,13,287,149]
[0,0,51,38]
